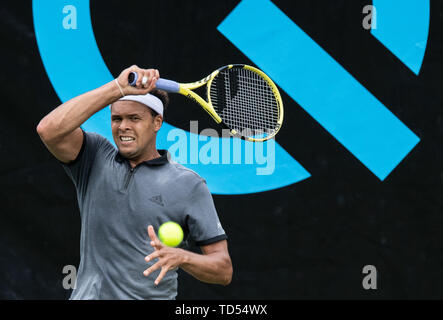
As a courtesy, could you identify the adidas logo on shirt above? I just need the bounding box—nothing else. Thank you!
[149,195,164,207]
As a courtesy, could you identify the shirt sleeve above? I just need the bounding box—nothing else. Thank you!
[60,130,107,200]
[184,179,228,246]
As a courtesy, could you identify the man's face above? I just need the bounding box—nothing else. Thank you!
[111,100,162,160]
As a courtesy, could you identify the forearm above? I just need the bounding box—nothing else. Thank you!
[179,249,233,286]
[37,80,121,141]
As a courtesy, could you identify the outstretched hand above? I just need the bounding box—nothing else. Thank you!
[143,225,185,286]
[116,65,160,96]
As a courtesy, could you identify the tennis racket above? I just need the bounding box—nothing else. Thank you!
[128,64,283,142]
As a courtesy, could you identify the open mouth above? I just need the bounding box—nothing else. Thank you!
[119,136,135,144]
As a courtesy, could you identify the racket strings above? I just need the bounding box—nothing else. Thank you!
[209,68,279,138]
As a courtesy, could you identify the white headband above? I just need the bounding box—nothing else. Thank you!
[118,93,164,116]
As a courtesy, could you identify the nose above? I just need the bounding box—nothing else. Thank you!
[119,118,131,131]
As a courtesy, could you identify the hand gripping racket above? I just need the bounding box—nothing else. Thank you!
[128,64,283,142]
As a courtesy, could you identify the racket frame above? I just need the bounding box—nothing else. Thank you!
[179,64,283,142]
[177,69,222,124]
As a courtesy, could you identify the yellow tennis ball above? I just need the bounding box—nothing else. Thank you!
[158,222,184,247]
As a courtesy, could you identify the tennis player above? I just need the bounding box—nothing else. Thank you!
[37,65,233,299]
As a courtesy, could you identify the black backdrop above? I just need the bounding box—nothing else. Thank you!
[1,0,443,299]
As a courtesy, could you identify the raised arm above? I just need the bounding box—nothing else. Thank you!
[36,66,159,163]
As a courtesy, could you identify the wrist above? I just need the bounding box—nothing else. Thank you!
[101,80,124,103]
[114,78,125,97]
[178,248,190,266]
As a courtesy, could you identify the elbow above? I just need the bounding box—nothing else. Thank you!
[222,273,232,286]
[221,261,233,286]
[36,118,56,143]
[36,119,48,140]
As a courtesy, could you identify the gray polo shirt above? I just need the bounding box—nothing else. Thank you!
[62,131,227,300]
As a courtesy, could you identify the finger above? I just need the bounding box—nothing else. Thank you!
[145,251,160,262]
[154,266,169,286]
[144,69,155,90]
[147,225,163,249]
[147,225,159,242]
[143,260,162,277]
[141,75,149,87]
[129,64,138,73]
[151,69,159,81]
[142,69,155,89]
[135,68,146,88]
[142,73,156,92]
[149,70,158,91]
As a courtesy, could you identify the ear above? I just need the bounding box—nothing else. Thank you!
[154,115,163,132]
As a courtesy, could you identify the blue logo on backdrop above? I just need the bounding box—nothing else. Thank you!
[33,0,428,194]
[218,0,427,181]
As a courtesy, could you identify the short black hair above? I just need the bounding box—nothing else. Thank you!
[149,89,169,119]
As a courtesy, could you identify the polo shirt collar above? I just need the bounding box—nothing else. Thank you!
[115,149,169,166]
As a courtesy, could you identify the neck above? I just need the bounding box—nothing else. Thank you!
[128,142,160,168]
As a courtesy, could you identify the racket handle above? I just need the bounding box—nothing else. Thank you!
[155,78,180,93]
[128,72,180,93]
